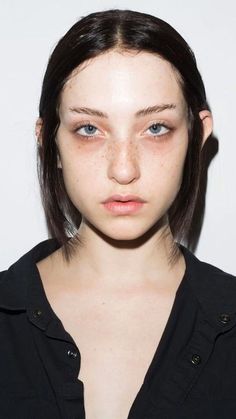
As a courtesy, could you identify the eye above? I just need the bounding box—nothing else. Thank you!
[74,122,171,140]
[146,123,170,137]
[75,123,99,138]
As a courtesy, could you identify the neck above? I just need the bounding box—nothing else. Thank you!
[54,218,185,290]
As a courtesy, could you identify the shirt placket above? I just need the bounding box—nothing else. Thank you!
[144,311,236,418]
[28,308,86,419]
[27,263,86,419]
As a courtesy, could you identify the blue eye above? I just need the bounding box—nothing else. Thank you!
[76,124,98,137]
[148,123,169,137]
[75,122,170,140]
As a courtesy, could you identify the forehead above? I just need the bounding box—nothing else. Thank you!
[60,50,186,114]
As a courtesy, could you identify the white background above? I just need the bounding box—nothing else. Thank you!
[0,0,235,273]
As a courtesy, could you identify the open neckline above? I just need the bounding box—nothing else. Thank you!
[31,242,190,418]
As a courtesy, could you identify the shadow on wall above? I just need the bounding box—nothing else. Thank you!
[188,134,219,252]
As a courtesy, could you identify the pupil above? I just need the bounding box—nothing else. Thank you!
[152,124,160,132]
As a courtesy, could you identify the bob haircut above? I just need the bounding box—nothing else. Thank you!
[37,8,209,262]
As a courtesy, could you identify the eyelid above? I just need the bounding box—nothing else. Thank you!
[143,120,171,130]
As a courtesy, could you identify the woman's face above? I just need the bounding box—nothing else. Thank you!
[55,50,190,241]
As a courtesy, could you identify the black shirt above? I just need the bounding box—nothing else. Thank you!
[1,238,236,419]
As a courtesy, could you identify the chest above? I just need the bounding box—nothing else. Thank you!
[56,293,176,419]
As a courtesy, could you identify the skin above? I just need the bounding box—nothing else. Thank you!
[35,49,213,419]
[36,49,213,290]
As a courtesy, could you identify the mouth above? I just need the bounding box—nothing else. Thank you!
[103,194,146,204]
[102,195,146,215]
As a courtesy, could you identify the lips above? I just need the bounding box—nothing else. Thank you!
[103,194,146,203]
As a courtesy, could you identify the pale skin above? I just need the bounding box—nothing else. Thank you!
[35,49,213,419]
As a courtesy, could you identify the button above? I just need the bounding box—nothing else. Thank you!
[219,313,231,324]
[67,349,78,359]
[33,309,42,317]
[191,354,201,365]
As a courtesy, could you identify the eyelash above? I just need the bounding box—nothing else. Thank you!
[74,121,172,140]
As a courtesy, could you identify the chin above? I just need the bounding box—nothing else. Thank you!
[81,211,168,242]
[95,220,165,245]
[108,231,143,241]
[103,226,145,240]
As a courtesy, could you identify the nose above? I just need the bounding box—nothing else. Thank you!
[107,138,141,185]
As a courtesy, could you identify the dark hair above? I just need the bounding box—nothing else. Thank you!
[37,8,209,261]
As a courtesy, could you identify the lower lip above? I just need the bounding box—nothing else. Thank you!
[103,201,144,214]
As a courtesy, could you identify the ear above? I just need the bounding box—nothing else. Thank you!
[35,117,62,169]
[35,117,43,146]
[199,110,213,149]
[55,136,62,169]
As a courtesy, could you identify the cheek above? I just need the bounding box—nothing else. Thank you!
[59,150,103,202]
[144,142,188,204]
[163,151,187,190]
[143,137,188,178]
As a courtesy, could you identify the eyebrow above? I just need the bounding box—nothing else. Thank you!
[68,103,177,118]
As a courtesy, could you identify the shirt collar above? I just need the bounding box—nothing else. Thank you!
[0,239,236,333]
[0,238,61,311]
[180,244,236,332]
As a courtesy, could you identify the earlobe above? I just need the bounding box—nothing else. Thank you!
[199,110,213,149]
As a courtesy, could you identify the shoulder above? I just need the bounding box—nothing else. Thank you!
[180,244,236,286]
[0,238,61,311]
[180,244,236,331]
[183,246,236,293]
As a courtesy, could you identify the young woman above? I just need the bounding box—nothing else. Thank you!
[1,8,236,419]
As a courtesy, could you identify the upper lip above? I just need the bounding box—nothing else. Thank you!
[103,194,146,203]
